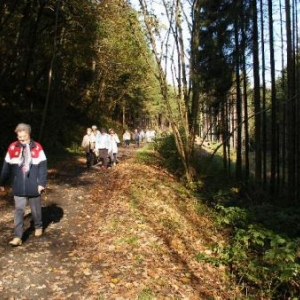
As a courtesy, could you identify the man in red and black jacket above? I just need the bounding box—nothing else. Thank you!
[0,123,47,246]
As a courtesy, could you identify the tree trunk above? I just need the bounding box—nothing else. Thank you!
[241,8,250,181]
[285,0,296,202]
[252,0,262,183]
[268,0,278,194]
[234,17,242,179]
[259,0,268,186]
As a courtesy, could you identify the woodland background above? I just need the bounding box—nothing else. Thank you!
[0,0,300,298]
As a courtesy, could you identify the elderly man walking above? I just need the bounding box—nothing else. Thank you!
[0,123,47,246]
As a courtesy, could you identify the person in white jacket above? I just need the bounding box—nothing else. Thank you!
[95,128,110,169]
[108,129,120,166]
[123,130,131,147]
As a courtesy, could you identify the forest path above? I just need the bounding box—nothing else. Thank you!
[0,146,236,300]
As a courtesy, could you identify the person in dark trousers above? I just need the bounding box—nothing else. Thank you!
[123,129,131,147]
[0,123,47,246]
[134,129,140,147]
[95,128,109,169]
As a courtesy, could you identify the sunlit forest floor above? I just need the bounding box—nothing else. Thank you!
[0,146,241,299]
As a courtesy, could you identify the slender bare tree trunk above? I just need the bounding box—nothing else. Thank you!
[284,0,296,202]
[234,17,242,179]
[268,0,278,194]
[221,102,228,172]
[241,9,250,180]
[295,0,300,203]
[279,0,287,190]
[252,0,262,182]
[259,0,267,186]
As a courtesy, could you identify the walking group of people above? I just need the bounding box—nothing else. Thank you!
[123,128,156,148]
[81,125,120,169]
[81,126,157,168]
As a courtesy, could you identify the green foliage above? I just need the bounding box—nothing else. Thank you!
[135,144,162,166]
[153,134,184,174]
[133,135,300,298]
[65,142,83,155]
[0,0,100,146]
[198,223,300,297]
[195,0,248,101]
[190,168,300,299]
[95,1,162,126]
[0,0,161,150]
[137,288,155,300]
[198,196,300,298]
[215,204,249,228]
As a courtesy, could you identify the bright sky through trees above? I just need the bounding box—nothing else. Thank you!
[130,0,289,87]
[129,0,191,84]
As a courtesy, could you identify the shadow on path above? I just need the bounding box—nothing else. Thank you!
[22,203,64,242]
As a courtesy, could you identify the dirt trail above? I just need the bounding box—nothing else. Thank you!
[0,146,235,300]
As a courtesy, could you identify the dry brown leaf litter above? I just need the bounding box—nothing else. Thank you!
[0,147,240,299]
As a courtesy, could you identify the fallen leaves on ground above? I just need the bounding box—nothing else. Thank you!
[0,147,240,299]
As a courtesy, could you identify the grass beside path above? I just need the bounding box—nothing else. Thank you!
[75,147,240,299]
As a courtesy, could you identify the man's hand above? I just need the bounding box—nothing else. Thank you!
[38,185,45,194]
[0,186,5,192]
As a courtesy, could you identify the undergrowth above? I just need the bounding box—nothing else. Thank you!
[137,135,300,299]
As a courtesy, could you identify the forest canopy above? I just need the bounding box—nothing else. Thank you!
[0,0,161,149]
